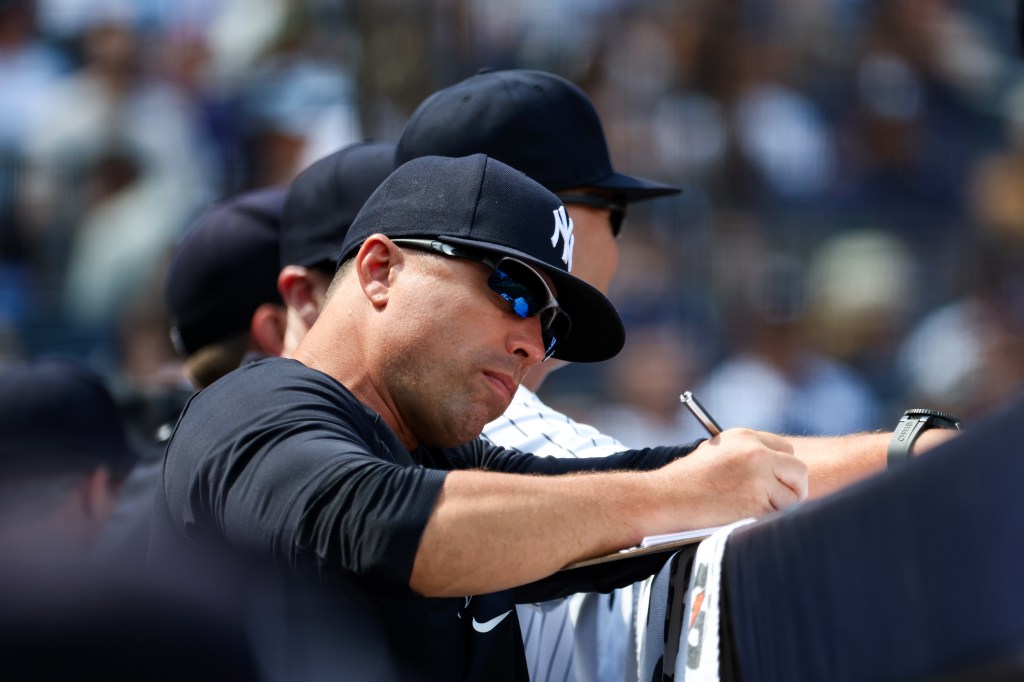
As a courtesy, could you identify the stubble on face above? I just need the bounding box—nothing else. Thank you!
[375,255,523,448]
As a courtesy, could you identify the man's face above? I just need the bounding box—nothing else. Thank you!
[375,248,550,447]
[559,192,621,294]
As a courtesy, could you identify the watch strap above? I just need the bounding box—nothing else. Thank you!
[887,408,961,468]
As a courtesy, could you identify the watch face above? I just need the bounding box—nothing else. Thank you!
[904,408,961,429]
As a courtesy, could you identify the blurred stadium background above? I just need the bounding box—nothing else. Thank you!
[2,0,1023,445]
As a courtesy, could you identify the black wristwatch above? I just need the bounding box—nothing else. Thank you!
[887,408,961,468]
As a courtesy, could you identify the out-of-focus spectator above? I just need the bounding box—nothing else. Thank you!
[803,228,917,407]
[20,18,215,331]
[898,235,1024,420]
[0,1,69,343]
[238,2,363,187]
[240,55,361,187]
[696,250,880,435]
[968,80,1024,243]
[0,0,68,153]
[587,323,703,446]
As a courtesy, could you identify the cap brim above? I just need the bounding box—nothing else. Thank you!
[588,171,681,203]
[441,236,625,363]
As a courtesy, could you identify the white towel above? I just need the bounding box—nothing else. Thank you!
[674,519,754,682]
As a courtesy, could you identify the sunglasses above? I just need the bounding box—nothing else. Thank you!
[556,193,627,236]
[392,239,572,361]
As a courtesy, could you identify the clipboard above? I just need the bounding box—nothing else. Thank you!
[560,526,720,571]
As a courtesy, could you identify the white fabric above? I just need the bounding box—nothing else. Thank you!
[482,386,632,682]
[674,519,754,682]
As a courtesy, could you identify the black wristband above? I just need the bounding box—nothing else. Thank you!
[887,408,961,468]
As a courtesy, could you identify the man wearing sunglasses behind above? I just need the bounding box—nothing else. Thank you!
[152,154,811,681]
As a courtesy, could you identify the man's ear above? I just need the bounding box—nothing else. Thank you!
[250,303,287,357]
[355,235,404,309]
[278,265,320,325]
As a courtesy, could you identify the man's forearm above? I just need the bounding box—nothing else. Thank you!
[409,469,657,597]
[792,428,959,499]
[410,428,810,597]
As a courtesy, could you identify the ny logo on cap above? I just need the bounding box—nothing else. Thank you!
[550,206,574,271]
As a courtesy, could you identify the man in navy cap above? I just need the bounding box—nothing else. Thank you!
[0,358,137,558]
[153,154,808,681]
[276,140,395,358]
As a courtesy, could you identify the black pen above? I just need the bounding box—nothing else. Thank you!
[680,391,722,437]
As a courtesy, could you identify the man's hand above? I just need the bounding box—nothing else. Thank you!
[649,428,809,531]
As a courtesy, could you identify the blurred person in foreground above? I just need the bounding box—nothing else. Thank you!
[0,357,136,560]
[0,362,329,681]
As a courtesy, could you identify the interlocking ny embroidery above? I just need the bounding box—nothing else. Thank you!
[550,206,574,271]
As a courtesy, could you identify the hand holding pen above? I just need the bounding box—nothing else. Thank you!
[676,391,808,513]
[680,391,722,436]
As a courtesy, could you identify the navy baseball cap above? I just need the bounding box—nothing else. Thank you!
[165,187,286,356]
[395,69,680,203]
[340,154,625,363]
[0,359,137,477]
[281,141,396,269]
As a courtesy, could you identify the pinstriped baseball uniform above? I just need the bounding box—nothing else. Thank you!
[482,386,634,682]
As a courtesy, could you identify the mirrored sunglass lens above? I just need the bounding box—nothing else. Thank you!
[488,259,571,359]
[488,268,542,318]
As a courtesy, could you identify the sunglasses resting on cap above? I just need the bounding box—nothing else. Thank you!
[392,238,572,361]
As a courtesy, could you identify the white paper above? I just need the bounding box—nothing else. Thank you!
[634,526,723,550]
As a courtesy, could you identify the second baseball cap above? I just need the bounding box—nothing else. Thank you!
[340,154,625,363]
[281,141,396,269]
[395,69,679,202]
[165,187,285,356]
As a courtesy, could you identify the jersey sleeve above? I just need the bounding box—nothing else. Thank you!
[449,437,702,475]
[160,366,447,591]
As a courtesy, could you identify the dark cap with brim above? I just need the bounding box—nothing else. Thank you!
[396,69,680,203]
[281,141,396,269]
[340,154,625,363]
[165,187,286,356]
[0,359,137,477]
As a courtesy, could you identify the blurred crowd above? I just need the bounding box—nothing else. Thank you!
[2,0,1024,452]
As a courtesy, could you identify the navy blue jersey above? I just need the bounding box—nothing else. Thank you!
[151,358,694,680]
